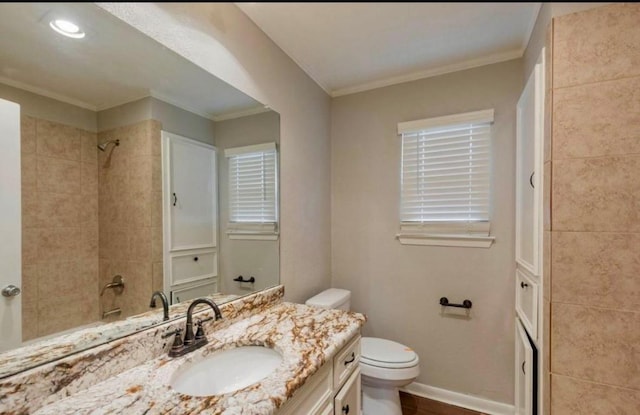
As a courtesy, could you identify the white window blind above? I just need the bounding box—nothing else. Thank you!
[398,109,493,238]
[225,143,278,233]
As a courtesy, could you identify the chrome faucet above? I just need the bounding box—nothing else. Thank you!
[149,291,170,321]
[163,298,223,357]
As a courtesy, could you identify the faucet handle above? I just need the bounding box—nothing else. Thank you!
[162,328,184,354]
[195,317,214,340]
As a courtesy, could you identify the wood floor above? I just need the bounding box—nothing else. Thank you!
[400,392,488,415]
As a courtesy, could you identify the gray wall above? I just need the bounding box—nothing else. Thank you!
[331,59,522,403]
[0,82,96,132]
[213,111,280,296]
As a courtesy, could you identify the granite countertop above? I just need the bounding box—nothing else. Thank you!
[31,302,366,415]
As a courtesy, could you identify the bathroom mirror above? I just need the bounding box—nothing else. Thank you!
[0,2,279,375]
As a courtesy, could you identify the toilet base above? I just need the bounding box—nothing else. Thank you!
[362,383,402,415]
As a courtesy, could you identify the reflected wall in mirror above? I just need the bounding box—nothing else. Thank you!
[0,2,279,360]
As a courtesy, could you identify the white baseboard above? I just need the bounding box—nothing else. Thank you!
[401,382,515,415]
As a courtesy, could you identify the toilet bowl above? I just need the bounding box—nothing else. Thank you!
[306,289,420,415]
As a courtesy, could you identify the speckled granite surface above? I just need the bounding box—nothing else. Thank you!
[0,292,239,380]
[0,286,366,415]
[0,288,279,414]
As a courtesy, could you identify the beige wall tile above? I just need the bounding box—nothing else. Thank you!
[552,303,640,389]
[543,161,551,232]
[543,231,550,301]
[553,3,640,88]
[21,153,36,189]
[151,227,162,262]
[126,190,151,229]
[36,227,82,263]
[151,155,162,192]
[552,374,640,415]
[552,156,640,232]
[38,299,98,338]
[128,226,151,261]
[543,299,550,415]
[21,189,38,229]
[21,264,38,308]
[118,261,153,318]
[152,261,163,292]
[128,156,152,195]
[81,162,98,195]
[22,304,38,341]
[36,119,81,161]
[21,228,38,266]
[82,224,99,259]
[37,156,81,195]
[21,115,36,154]
[37,260,98,307]
[35,192,82,229]
[99,226,128,261]
[552,232,640,310]
[151,191,163,229]
[78,193,98,228]
[150,119,161,156]
[80,130,98,164]
[553,77,640,159]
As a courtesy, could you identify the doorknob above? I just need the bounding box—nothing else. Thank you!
[2,284,21,297]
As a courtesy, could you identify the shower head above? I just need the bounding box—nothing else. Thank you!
[97,139,120,152]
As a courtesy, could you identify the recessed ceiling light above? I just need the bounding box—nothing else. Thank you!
[49,19,85,39]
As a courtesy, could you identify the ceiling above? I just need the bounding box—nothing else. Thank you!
[237,3,541,96]
[0,3,262,118]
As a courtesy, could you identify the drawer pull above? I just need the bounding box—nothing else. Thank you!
[529,172,535,189]
[522,360,526,375]
[193,256,198,262]
[521,282,529,289]
[342,404,350,414]
[344,352,355,366]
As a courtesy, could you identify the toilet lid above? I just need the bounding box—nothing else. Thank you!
[361,337,418,369]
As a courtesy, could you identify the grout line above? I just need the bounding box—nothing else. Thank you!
[551,373,640,392]
[548,230,640,235]
[552,73,640,91]
[550,300,640,314]
[552,153,640,162]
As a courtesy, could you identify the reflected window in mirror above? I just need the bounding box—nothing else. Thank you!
[225,143,279,241]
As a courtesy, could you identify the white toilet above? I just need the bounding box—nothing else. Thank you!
[306,288,420,415]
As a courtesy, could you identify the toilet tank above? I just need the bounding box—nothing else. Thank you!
[305,288,351,311]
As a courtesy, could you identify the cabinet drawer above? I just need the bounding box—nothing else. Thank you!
[515,320,534,415]
[333,335,360,390]
[170,250,217,286]
[278,363,332,415]
[171,280,217,304]
[516,269,538,339]
[334,368,361,415]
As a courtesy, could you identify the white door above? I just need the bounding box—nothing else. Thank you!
[0,98,22,351]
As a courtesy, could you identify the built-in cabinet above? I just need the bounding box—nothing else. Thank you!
[278,335,361,415]
[162,132,218,304]
[514,48,545,415]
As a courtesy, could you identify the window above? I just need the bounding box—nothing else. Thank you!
[224,143,278,240]
[397,109,495,247]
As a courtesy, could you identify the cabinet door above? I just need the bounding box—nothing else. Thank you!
[334,368,360,415]
[164,132,217,251]
[515,320,534,415]
[516,61,543,276]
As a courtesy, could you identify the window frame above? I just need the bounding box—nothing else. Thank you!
[396,109,496,248]
[224,142,279,241]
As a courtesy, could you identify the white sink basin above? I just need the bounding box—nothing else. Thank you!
[170,346,283,396]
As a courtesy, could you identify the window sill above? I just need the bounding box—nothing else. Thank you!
[396,233,495,248]
[226,231,279,241]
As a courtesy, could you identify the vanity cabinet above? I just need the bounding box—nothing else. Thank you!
[162,132,219,303]
[514,48,545,415]
[278,335,361,415]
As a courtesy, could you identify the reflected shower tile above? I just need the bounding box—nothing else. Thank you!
[36,119,81,161]
[552,374,640,415]
[37,156,80,195]
[21,115,36,154]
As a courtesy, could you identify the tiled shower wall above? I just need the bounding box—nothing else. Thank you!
[549,4,640,414]
[98,119,163,321]
[20,116,99,340]
[20,116,163,340]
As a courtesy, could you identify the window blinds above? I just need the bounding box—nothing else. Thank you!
[399,110,493,229]
[225,143,278,226]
